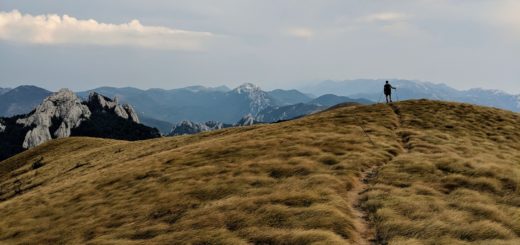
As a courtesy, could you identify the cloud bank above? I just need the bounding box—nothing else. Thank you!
[359,12,408,23]
[286,27,314,39]
[0,10,213,50]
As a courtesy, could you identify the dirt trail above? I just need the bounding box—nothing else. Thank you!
[390,104,411,152]
[349,165,378,245]
[349,103,407,245]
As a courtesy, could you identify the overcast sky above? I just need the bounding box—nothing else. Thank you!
[0,0,519,92]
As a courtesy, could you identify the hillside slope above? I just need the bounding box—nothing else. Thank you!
[1,100,519,244]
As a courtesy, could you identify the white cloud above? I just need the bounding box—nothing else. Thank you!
[286,27,314,39]
[359,12,408,23]
[0,10,213,50]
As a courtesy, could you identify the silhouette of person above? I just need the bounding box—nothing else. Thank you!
[384,81,396,103]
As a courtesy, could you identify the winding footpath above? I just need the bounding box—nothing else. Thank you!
[349,103,409,245]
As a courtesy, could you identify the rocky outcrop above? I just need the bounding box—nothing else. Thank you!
[169,116,263,137]
[123,104,139,123]
[169,120,225,136]
[0,88,159,161]
[205,121,224,130]
[87,92,140,123]
[21,125,52,149]
[1,89,156,158]
[16,89,91,148]
[235,114,260,126]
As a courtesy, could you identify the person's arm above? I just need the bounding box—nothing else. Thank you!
[392,86,397,89]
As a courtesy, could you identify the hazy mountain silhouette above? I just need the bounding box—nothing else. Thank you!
[268,89,314,105]
[308,94,372,107]
[0,86,52,117]
[78,84,300,125]
[4,81,520,133]
[0,87,11,95]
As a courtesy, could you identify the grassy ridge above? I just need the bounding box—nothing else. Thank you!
[0,100,519,244]
[0,103,398,244]
[363,101,520,244]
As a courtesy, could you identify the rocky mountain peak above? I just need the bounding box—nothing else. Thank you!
[87,92,139,123]
[232,83,274,115]
[233,83,261,94]
[16,88,91,149]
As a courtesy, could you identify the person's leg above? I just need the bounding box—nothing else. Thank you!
[389,94,393,102]
[385,95,389,103]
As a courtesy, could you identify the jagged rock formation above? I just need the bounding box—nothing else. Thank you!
[16,89,91,149]
[204,121,225,130]
[168,116,264,136]
[169,120,225,136]
[87,92,139,123]
[0,89,159,161]
[235,114,260,126]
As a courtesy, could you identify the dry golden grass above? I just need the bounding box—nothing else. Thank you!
[362,100,520,244]
[0,100,519,244]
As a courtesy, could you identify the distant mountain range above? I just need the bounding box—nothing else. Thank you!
[0,84,333,134]
[3,79,520,135]
[301,79,520,112]
[75,84,317,125]
[75,84,371,133]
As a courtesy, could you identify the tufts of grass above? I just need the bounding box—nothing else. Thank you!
[319,155,340,166]
[31,157,44,170]
[363,100,520,244]
[1,100,520,244]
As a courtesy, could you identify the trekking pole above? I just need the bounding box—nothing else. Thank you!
[395,89,399,102]
[377,92,383,104]
[358,123,376,146]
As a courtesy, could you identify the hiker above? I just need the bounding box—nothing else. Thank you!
[384,81,396,103]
